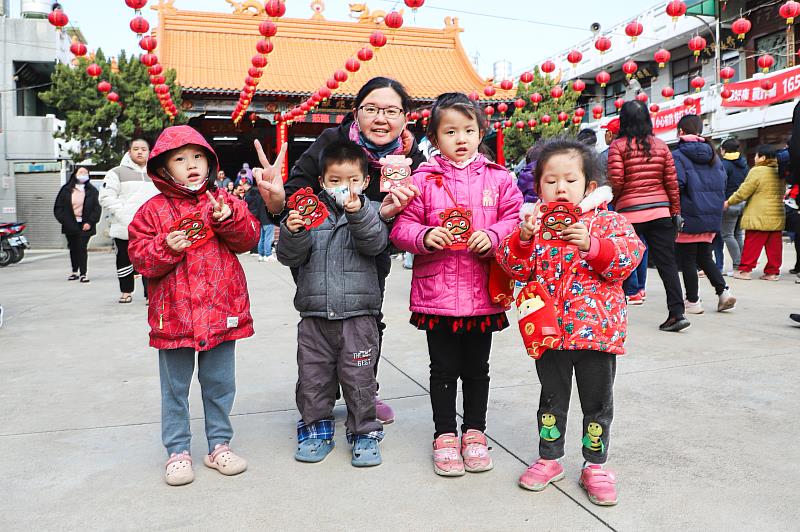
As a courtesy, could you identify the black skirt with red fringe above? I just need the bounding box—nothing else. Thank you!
[410,312,509,334]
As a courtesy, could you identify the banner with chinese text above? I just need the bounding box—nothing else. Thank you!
[721,67,800,108]
[652,99,702,133]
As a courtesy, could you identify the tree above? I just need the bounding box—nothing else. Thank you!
[40,49,186,169]
[497,69,581,165]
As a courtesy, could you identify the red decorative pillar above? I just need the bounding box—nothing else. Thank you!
[496,126,505,166]
[277,120,289,182]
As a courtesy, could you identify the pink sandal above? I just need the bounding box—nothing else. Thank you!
[461,429,493,473]
[165,451,194,486]
[203,443,247,476]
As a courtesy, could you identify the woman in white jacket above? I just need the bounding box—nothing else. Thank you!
[99,138,158,303]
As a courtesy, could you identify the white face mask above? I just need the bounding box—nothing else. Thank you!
[76,174,90,183]
[325,184,362,208]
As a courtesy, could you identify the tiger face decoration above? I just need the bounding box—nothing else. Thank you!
[538,201,582,245]
[439,206,473,250]
[168,211,214,248]
[379,154,413,192]
[287,187,329,229]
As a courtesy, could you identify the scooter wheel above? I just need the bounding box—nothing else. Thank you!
[0,248,11,267]
[9,247,23,263]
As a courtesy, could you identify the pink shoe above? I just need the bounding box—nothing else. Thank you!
[461,429,493,473]
[375,394,395,425]
[432,433,465,477]
[580,464,618,506]
[518,458,564,491]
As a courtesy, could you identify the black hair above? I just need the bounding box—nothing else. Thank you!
[678,114,717,166]
[532,137,605,193]
[618,100,653,158]
[525,145,539,164]
[320,140,369,177]
[354,77,412,112]
[425,92,487,146]
[129,137,150,149]
[756,144,778,159]
[576,128,597,146]
[720,138,740,153]
[65,166,89,190]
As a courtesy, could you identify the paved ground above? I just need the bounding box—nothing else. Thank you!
[1,245,799,531]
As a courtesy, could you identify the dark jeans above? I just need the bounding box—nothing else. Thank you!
[632,218,685,318]
[426,328,492,438]
[676,242,727,302]
[536,349,616,464]
[114,238,148,297]
[65,231,90,276]
[623,234,648,296]
[788,209,800,270]
[712,233,724,271]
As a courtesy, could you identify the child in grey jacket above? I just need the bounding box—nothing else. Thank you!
[277,140,387,467]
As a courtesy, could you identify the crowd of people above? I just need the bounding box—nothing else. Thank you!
[48,76,800,507]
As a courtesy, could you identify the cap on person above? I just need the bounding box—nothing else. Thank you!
[601,118,620,135]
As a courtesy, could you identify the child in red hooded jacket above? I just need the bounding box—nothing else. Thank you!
[496,137,644,507]
[129,125,261,486]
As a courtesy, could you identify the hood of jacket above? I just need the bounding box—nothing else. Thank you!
[676,140,715,165]
[578,185,614,213]
[723,152,748,168]
[414,153,504,176]
[146,125,219,199]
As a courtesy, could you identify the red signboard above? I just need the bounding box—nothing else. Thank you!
[652,100,702,133]
[292,112,346,124]
[721,66,800,108]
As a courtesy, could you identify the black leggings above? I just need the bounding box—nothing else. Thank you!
[426,328,493,438]
[65,232,90,276]
[676,242,727,302]
[114,238,147,296]
[632,218,685,318]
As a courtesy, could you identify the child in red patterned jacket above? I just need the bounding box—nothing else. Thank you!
[496,138,644,506]
[129,125,261,486]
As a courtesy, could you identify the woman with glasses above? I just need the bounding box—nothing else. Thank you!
[260,77,427,425]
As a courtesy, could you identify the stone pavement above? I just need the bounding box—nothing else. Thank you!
[1,246,799,531]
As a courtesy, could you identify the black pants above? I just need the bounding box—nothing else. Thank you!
[536,349,616,464]
[633,218,684,318]
[65,232,90,276]
[426,328,492,438]
[676,242,727,302]
[788,209,800,270]
[114,238,147,297]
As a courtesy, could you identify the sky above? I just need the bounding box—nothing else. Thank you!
[15,0,657,78]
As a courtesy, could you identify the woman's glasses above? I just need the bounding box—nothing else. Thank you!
[358,105,404,120]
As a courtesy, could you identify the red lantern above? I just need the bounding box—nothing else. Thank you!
[541,114,552,125]
[70,41,87,57]
[497,102,509,114]
[243,85,256,95]
[155,84,170,95]
[636,92,648,103]
[106,92,120,103]
[503,119,512,129]
[528,118,538,128]
[300,102,311,112]
[688,36,706,61]
[614,98,625,110]
[319,87,332,99]
[574,107,586,118]
[684,96,695,107]
[572,79,586,93]
[139,36,157,52]
[721,87,733,99]
[468,90,479,101]
[572,116,583,125]
[86,64,102,78]
[550,86,564,100]
[758,54,775,73]
[248,67,263,78]
[654,48,671,68]
[140,53,159,67]
[484,85,496,97]
[516,120,525,130]
[252,54,268,68]
[514,98,526,110]
[404,0,425,9]
[732,17,751,40]
[265,0,287,18]
[259,20,278,38]
[530,92,543,106]
[650,104,660,113]
[149,64,163,76]
[540,60,556,75]
[150,74,166,85]
[594,36,612,54]
[47,8,68,30]
[625,21,643,42]
[780,1,800,24]
[357,47,374,62]
[409,111,420,121]
[370,31,387,48]
[256,40,274,55]
[520,71,534,84]
[345,58,361,73]
[557,111,569,123]
[334,70,348,83]
[326,78,339,90]
[500,79,514,91]
[129,16,150,36]
[592,104,604,118]
[691,76,706,92]
[761,78,776,91]
[484,105,495,116]
[567,50,583,67]
[666,0,687,22]
[125,0,147,11]
[385,11,404,29]
[245,76,257,87]
[662,86,675,99]
[97,81,111,93]
[595,70,611,88]
[622,60,638,79]
[720,66,735,83]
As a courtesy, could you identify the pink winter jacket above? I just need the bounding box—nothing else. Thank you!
[390,154,523,317]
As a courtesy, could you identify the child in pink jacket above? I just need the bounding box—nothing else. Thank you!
[389,92,522,477]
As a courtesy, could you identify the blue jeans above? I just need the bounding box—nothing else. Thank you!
[258,223,274,257]
[159,340,237,456]
[712,233,724,271]
[623,235,649,296]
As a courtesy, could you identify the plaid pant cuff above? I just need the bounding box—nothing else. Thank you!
[346,429,385,444]
[297,418,335,443]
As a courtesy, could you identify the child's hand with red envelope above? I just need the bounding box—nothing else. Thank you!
[286,210,306,234]
[165,230,192,252]
[558,222,591,251]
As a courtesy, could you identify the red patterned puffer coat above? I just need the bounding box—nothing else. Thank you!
[129,126,260,351]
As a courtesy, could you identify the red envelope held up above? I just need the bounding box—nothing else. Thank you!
[169,211,214,248]
[439,206,473,250]
[287,187,329,229]
[379,154,413,192]
[538,201,582,246]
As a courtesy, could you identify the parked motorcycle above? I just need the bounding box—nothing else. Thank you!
[0,222,29,267]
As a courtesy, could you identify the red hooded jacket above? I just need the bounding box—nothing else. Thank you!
[129,126,260,351]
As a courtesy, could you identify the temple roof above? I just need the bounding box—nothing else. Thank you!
[154,8,515,101]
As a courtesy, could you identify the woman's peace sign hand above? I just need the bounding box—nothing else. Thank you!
[252,140,288,214]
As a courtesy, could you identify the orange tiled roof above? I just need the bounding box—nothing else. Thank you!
[155,9,515,101]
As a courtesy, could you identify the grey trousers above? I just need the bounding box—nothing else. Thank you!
[721,203,745,270]
[296,316,382,437]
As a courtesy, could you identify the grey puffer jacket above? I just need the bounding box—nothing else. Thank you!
[276,193,388,320]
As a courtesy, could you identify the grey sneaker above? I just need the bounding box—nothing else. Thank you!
[717,289,736,312]
[684,299,704,315]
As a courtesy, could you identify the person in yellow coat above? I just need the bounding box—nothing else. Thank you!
[725,145,786,281]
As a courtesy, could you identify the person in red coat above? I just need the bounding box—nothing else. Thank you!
[129,125,261,486]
